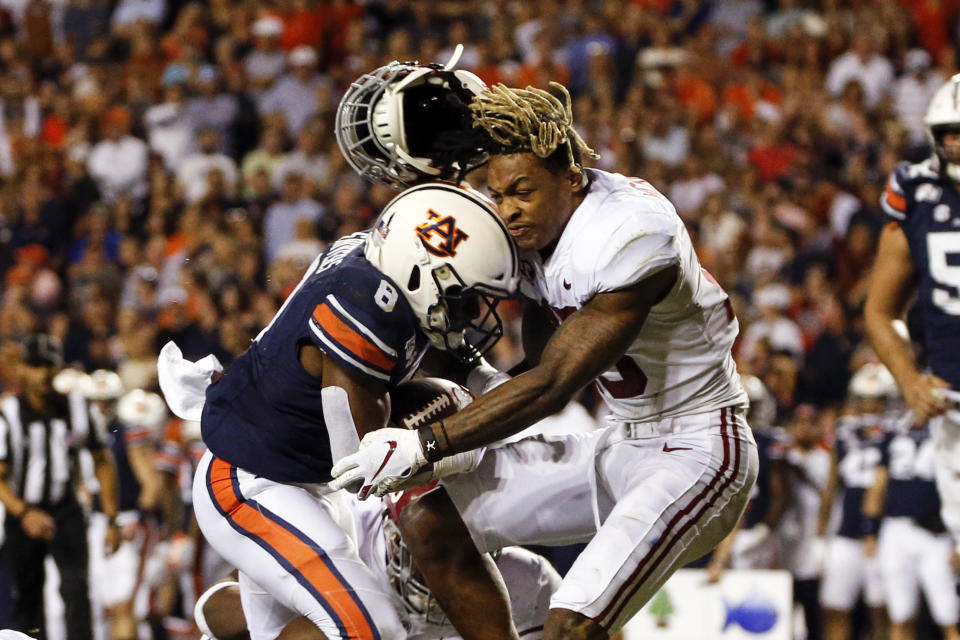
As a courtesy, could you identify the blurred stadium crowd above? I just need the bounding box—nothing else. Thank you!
[0,0,959,638]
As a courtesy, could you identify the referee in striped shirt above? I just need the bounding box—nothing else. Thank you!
[0,335,119,640]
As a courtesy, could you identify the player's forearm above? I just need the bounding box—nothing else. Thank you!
[816,463,838,537]
[864,308,918,388]
[93,449,120,520]
[0,476,27,517]
[438,365,574,452]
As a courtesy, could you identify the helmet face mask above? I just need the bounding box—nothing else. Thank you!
[382,513,449,624]
[336,61,489,191]
[426,267,507,362]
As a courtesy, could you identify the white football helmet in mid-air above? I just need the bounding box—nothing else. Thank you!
[365,182,518,361]
[336,47,488,190]
[925,73,960,182]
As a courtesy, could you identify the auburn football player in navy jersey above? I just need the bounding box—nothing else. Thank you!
[157,54,527,640]
[867,72,960,559]
[191,184,518,640]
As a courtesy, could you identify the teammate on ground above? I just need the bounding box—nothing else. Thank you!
[333,82,759,639]
[866,72,960,554]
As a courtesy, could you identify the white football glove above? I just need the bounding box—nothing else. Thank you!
[330,428,428,499]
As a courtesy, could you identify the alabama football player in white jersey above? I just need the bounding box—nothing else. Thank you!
[333,82,758,638]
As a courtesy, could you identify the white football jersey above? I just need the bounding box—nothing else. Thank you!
[517,169,746,421]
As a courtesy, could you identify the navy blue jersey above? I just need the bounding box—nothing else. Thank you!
[201,233,430,483]
[834,417,885,539]
[743,429,788,529]
[878,421,944,532]
[881,160,960,389]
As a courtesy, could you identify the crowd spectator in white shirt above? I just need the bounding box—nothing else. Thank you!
[176,127,238,204]
[111,0,165,34]
[741,282,805,363]
[259,45,327,138]
[86,106,148,202]
[144,64,193,171]
[893,49,944,146]
[642,108,689,168]
[668,156,726,217]
[245,16,286,93]
[825,33,894,110]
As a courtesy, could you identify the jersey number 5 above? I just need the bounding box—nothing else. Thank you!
[927,231,960,316]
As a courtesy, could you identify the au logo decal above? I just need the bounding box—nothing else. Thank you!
[416,210,469,258]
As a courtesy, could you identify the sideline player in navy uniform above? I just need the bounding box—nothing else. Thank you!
[190,184,519,640]
[867,72,960,556]
[819,364,892,640]
[862,416,959,640]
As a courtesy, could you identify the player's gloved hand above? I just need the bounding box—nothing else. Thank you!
[330,428,428,500]
[902,371,950,422]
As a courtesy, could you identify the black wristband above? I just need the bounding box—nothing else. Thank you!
[418,423,451,463]
[862,516,881,537]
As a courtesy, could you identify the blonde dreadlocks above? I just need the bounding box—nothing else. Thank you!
[470,82,599,172]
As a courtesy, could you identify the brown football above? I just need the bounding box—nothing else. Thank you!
[389,378,473,430]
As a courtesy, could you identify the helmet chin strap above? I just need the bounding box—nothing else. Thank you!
[442,43,464,71]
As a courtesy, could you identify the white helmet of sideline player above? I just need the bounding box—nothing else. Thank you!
[336,45,488,190]
[848,362,900,419]
[925,73,960,182]
[742,374,776,432]
[117,389,168,437]
[365,182,519,361]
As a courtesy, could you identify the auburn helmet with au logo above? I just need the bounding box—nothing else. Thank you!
[365,183,519,361]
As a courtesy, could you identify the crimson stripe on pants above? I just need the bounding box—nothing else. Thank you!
[596,407,742,627]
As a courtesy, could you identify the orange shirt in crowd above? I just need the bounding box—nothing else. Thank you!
[675,70,716,124]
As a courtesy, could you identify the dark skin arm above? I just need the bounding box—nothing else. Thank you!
[817,450,839,537]
[302,343,390,439]
[865,223,948,420]
[432,265,678,453]
[92,447,121,552]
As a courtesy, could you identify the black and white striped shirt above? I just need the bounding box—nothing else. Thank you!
[0,393,107,507]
